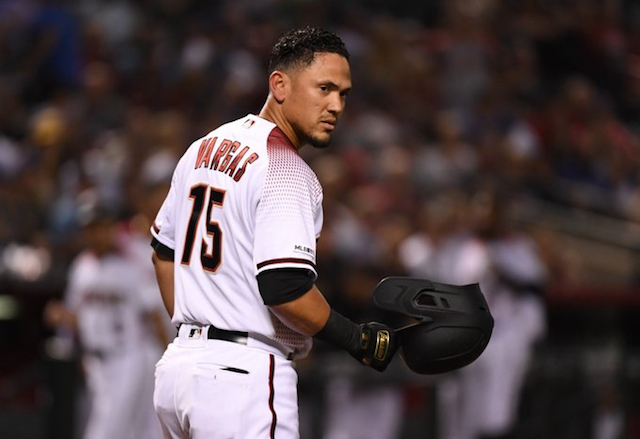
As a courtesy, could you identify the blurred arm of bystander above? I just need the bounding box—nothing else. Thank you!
[43,300,77,331]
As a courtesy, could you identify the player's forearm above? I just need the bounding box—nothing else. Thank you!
[150,310,171,346]
[269,284,331,336]
[152,251,175,318]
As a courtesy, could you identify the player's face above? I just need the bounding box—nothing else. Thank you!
[284,52,351,148]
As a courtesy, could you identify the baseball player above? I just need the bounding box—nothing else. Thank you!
[150,27,399,439]
[45,201,165,439]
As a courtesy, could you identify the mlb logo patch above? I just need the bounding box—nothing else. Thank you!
[189,328,203,339]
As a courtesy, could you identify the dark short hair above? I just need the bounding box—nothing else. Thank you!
[268,27,350,74]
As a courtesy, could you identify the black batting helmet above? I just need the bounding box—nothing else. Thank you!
[373,277,494,375]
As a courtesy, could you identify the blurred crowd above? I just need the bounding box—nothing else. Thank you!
[1,0,640,289]
[1,0,640,438]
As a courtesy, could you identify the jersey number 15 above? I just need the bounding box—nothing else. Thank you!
[181,184,225,272]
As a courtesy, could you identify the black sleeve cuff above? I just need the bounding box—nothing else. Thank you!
[257,268,316,306]
[151,237,175,261]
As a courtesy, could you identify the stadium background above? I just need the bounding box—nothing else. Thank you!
[1,0,640,438]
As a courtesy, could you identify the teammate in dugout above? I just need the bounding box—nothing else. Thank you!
[45,200,166,439]
[150,27,399,438]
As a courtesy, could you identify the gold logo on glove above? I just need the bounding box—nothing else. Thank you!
[374,330,390,361]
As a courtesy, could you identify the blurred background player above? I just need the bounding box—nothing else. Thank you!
[400,188,547,439]
[44,195,166,439]
[123,173,177,345]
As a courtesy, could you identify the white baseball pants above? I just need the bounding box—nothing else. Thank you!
[154,326,299,439]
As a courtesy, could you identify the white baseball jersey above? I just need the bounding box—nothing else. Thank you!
[65,250,161,354]
[151,114,323,357]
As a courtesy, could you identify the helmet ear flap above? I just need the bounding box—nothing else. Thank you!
[398,323,491,375]
[373,277,494,375]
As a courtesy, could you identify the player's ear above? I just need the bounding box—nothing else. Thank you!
[269,70,288,104]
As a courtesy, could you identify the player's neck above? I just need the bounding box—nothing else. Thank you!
[259,98,303,150]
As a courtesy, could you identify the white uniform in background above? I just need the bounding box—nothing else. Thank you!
[151,114,323,439]
[65,249,164,439]
[430,232,546,439]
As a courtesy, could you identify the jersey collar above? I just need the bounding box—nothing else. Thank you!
[250,114,298,153]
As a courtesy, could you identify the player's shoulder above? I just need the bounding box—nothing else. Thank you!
[68,250,99,276]
[262,129,322,203]
[265,128,316,179]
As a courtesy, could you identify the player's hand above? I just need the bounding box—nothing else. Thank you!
[351,322,399,372]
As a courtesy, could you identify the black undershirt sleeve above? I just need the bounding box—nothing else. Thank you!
[151,237,175,261]
[257,268,316,306]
